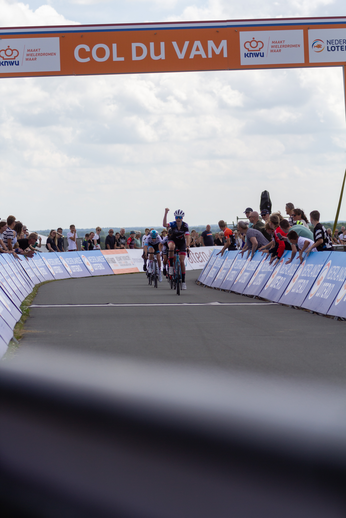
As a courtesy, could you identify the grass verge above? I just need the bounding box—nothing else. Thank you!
[2,280,55,360]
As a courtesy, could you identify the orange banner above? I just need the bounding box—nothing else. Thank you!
[101,250,139,274]
[1,18,346,78]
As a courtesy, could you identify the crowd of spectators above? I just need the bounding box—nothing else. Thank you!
[0,205,345,260]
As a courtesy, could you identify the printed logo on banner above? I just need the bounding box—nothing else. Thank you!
[81,254,94,273]
[308,260,332,299]
[309,29,346,63]
[59,256,73,275]
[240,30,304,66]
[263,258,284,290]
[0,37,60,74]
[284,260,305,295]
[334,280,346,306]
[42,256,57,277]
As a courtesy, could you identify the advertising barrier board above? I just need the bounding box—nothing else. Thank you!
[102,250,139,274]
[4,255,35,295]
[279,252,326,307]
[0,315,13,349]
[59,252,92,278]
[40,253,72,280]
[203,252,227,287]
[302,252,346,315]
[19,257,42,285]
[0,286,22,325]
[32,255,56,282]
[328,276,346,318]
[259,251,300,303]
[219,253,247,292]
[197,249,218,284]
[242,256,276,297]
[231,251,264,295]
[77,251,114,276]
[211,251,238,289]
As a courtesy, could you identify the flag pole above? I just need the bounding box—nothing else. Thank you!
[332,66,346,235]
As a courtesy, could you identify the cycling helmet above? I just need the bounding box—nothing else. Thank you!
[174,209,185,218]
[150,230,158,239]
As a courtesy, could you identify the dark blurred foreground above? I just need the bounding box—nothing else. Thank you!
[1,348,346,518]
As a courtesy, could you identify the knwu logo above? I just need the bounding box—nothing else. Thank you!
[0,46,20,67]
[244,38,264,58]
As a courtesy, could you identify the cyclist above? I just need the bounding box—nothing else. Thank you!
[163,208,190,290]
[143,230,163,282]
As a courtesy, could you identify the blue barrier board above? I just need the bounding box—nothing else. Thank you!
[0,268,22,307]
[77,251,114,276]
[279,252,327,307]
[197,249,218,284]
[19,256,42,285]
[0,287,21,329]
[231,251,264,295]
[0,314,13,346]
[32,255,56,282]
[60,252,92,278]
[302,252,346,315]
[0,258,27,303]
[4,255,34,295]
[203,252,228,287]
[211,251,238,289]
[242,256,276,297]
[220,253,247,292]
[259,251,300,302]
[40,253,71,280]
[327,277,346,318]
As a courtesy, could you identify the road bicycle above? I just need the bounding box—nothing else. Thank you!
[147,254,159,288]
[170,251,182,295]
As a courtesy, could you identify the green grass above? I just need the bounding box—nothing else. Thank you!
[2,280,55,361]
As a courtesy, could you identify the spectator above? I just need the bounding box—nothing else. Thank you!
[127,231,136,249]
[82,233,90,251]
[118,228,127,248]
[88,232,95,250]
[0,221,8,251]
[56,228,65,252]
[3,215,16,252]
[217,220,237,255]
[214,232,224,246]
[23,225,29,238]
[244,207,253,227]
[279,219,314,241]
[306,210,333,255]
[190,230,198,248]
[14,221,24,241]
[17,232,38,258]
[134,232,142,248]
[233,229,243,250]
[105,229,116,250]
[260,209,271,224]
[93,227,102,250]
[339,226,346,244]
[286,230,315,264]
[333,230,341,245]
[248,211,271,241]
[46,230,58,252]
[292,208,309,228]
[142,229,150,247]
[285,203,295,226]
[115,232,124,249]
[201,225,214,247]
[161,229,168,239]
[196,235,203,247]
[67,224,78,252]
[238,221,269,260]
[268,214,288,264]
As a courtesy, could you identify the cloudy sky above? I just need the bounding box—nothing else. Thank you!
[1,0,346,231]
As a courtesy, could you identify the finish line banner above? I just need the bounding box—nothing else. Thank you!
[1,17,346,78]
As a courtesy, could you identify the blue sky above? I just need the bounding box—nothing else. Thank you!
[1,1,346,230]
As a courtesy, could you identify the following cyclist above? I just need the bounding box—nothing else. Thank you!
[163,208,190,290]
[143,230,163,282]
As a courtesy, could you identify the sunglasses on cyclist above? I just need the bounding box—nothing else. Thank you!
[175,216,182,220]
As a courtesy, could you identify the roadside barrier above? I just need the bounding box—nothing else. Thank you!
[198,249,346,319]
[0,246,216,355]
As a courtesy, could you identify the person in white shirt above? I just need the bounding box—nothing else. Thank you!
[67,224,78,251]
[286,230,315,264]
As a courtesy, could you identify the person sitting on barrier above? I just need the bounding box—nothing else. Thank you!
[286,230,315,264]
[217,220,237,256]
[46,230,59,252]
[238,221,269,260]
[143,229,163,282]
[306,210,333,256]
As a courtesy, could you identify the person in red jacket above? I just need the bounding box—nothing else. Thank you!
[269,213,287,265]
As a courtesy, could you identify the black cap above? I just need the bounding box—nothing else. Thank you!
[244,207,253,214]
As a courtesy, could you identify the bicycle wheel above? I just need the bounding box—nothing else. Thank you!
[176,258,181,296]
[154,261,158,288]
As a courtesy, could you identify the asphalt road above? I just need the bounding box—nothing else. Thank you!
[14,270,346,385]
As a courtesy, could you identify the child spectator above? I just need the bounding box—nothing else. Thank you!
[286,230,315,264]
[82,233,90,251]
[306,210,333,255]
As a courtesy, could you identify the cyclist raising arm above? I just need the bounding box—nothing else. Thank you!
[163,208,190,290]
